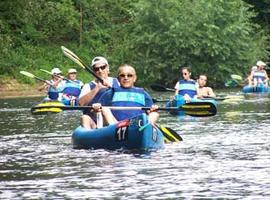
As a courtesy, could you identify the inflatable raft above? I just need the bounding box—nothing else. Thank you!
[242,84,270,94]
[166,95,217,116]
[72,113,165,152]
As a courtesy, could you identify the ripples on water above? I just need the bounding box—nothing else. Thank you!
[0,94,270,199]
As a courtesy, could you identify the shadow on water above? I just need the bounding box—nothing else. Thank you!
[1,92,270,199]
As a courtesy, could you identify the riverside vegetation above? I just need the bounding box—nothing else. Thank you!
[1,0,270,90]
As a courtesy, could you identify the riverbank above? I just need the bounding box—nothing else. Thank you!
[0,79,45,99]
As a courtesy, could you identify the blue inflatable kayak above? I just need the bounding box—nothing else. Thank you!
[72,113,165,152]
[166,95,217,116]
[242,84,270,94]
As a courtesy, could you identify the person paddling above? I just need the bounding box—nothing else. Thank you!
[196,74,216,99]
[79,56,119,129]
[39,67,65,101]
[87,64,159,129]
[249,61,269,88]
[62,68,84,106]
[174,66,198,102]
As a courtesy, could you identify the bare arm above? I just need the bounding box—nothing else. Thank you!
[264,70,269,81]
[79,79,112,106]
[79,84,102,106]
[207,87,216,97]
[174,82,179,96]
[249,71,255,86]
[174,89,179,96]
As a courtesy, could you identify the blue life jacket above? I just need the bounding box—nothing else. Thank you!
[62,80,83,97]
[111,87,146,121]
[48,80,64,100]
[87,78,119,106]
[83,77,119,119]
[177,79,197,98]
[253,70,266,82]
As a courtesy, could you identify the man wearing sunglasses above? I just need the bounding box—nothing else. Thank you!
[90,64,159,127]
[79,56,119,129]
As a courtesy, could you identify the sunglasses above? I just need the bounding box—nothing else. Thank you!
[93,65,107,72]
[182,72,189,76]
[119,74,134,78]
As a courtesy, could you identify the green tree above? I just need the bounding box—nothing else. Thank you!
[127,0,269,86]
[0,0,80,77]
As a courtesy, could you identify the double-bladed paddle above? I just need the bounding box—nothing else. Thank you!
[20,71,53,86]
[30,101,183,143]
[61,46,104,84]
[31,101,217,117]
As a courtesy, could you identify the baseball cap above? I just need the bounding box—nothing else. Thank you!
[256,61,266,67]
[91,56,108,67]
[51,68,62,74]
[68,68,77,74]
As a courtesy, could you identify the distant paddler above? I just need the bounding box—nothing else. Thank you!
[249,61,269,88]
[39,67,65,101]
[196,74,216,99]
[174,66,198,102]
[61,68,84,106]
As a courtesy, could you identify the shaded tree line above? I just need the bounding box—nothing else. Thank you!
[0,0,269,87]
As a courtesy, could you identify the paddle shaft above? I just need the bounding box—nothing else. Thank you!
[61,46,104,83]
[40,69,69,81]
[20,71,53,86]
[31,101,217,116]
[32,105,182,111]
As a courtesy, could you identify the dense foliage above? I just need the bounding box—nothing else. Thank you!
[0,0,269,87]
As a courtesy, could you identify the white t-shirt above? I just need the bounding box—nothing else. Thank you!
[79,77,116,99]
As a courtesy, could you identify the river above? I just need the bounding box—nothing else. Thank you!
[0,90,270,199]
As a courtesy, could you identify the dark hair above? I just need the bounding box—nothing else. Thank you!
[181,66,191,73]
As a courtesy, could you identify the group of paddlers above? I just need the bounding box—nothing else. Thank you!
[40,57,159,130]
[41,56,218,130]
[39,67,83,106]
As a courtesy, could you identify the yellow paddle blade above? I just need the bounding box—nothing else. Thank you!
[184,110,212,116]
[61,46,86,69]
[231,74,243,81]
[31,101,65,115]
[160,125,181,142]
[164,137,171,144]
[20,71,35,78]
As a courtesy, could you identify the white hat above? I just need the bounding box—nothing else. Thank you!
[68,68,77,74]
[91,56,108,67]
[251,66,257,71]
[51,68,62,74]
[256,60,266,67]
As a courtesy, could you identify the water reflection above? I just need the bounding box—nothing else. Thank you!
[0,92,270,199]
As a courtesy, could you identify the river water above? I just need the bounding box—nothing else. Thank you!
[0,91,270,199]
